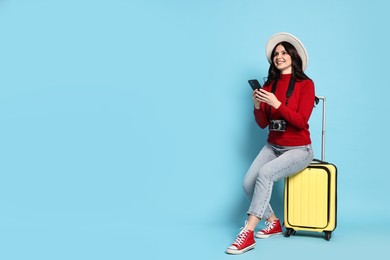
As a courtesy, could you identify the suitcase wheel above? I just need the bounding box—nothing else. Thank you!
[324,231,332,241]
[284,228,295,237]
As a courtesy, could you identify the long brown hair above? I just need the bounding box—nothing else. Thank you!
[264,41,310,85]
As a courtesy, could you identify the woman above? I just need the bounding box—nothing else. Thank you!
[226,32,315,255]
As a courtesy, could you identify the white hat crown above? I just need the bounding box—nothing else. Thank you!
[265,32,308,71]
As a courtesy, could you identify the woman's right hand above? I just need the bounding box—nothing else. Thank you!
[253,89,261,109]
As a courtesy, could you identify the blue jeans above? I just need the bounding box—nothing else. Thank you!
[243,142,314,219]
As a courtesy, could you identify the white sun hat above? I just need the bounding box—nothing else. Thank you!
[265,32,308,71]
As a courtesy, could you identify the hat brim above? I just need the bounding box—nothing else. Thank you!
[265,32,308,71]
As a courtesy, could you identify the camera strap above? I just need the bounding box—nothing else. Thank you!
[271,76,296,106]
[268,76,296,122]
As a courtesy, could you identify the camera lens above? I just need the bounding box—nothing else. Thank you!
[269,120,286,131]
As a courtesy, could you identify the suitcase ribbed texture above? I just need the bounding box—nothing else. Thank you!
[286,167,329,229]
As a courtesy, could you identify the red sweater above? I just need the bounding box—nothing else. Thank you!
[254,74,315,146]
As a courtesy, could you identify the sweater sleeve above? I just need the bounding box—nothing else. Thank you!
[254,103,269,129]
[277,80,315,129]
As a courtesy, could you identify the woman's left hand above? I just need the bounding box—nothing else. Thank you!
[258,89,281,109]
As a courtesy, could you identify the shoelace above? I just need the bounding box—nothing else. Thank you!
[233,221,250,246]
[233,229,250,246]
[263,221,276,233]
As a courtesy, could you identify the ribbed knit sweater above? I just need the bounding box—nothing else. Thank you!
[254,74,315,146]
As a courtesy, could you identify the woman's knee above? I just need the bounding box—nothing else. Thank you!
[242,178,253,196]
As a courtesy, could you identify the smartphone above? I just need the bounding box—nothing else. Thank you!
[248,79,262,91]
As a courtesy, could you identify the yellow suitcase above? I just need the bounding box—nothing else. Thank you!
[284,97,337,241]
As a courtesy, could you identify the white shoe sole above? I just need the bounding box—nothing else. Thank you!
[225,243,256,255]
[255,232,282,239]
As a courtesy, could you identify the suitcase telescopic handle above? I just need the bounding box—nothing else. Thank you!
[316,96,326,162]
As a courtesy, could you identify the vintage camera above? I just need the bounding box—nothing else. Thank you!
[269,120,286,131]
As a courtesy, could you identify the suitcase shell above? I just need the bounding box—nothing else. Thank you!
[284,161,337,240]
[283,96,337,241]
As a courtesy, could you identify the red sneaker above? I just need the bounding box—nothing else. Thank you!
[255,219,283,238]
[226,223,256,255]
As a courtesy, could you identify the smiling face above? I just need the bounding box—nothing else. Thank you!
[272,44,292,74]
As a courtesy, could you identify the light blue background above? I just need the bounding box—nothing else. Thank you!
[1,0,389,259]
